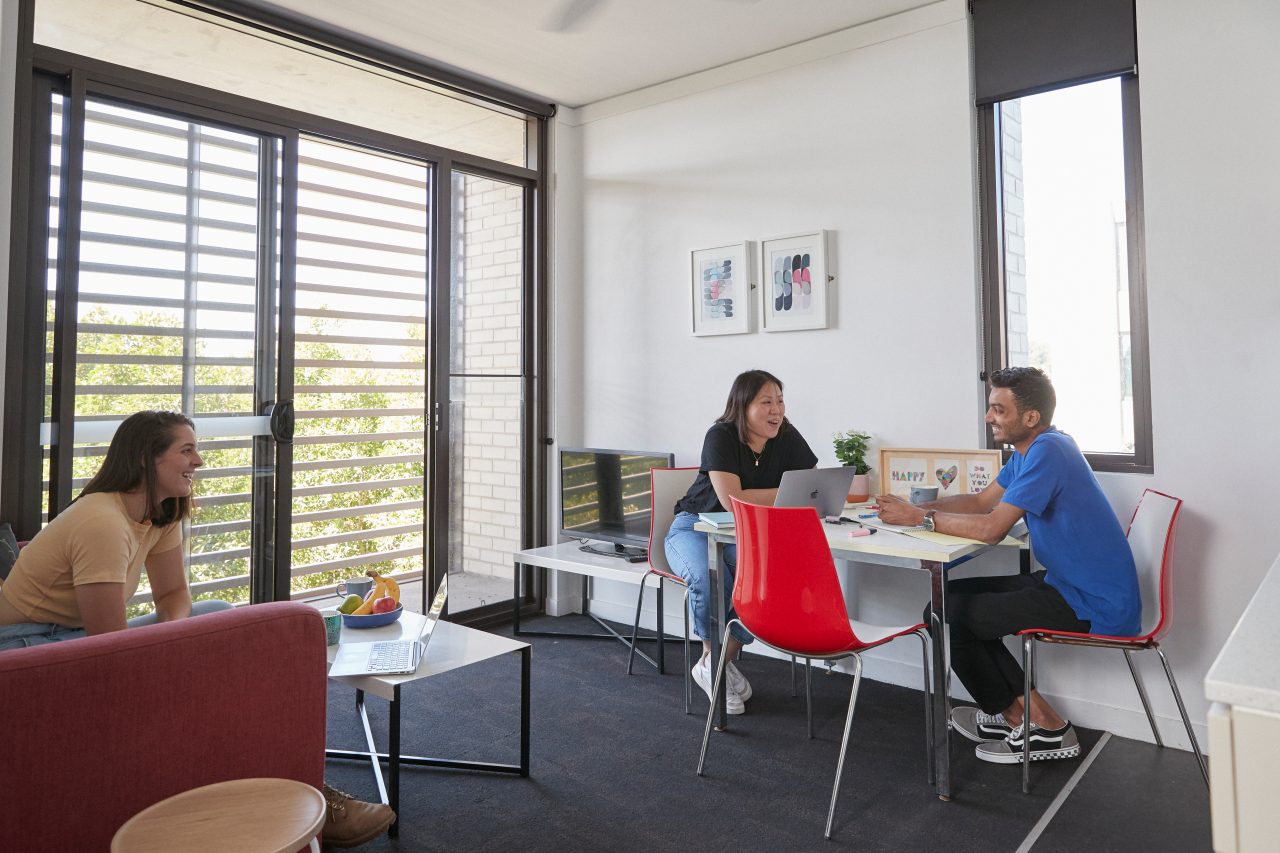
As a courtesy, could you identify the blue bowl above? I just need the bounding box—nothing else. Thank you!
[342,605,403,629]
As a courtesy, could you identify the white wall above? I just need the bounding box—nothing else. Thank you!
[553,0,1280,749]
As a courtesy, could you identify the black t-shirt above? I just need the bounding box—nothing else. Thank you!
[674,421,818,514]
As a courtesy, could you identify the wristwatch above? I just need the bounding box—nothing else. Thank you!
[921,509,937,532]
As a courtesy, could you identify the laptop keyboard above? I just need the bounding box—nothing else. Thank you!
[368,641,413,672]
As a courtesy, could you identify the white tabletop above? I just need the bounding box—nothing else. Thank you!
[327,613,529,702]
[515,541,657,582]
[694,518,991,568]
[1205,552,1280,713]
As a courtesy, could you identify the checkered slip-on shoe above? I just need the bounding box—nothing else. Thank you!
[951,706,1014,743]
[975,721,1081,764]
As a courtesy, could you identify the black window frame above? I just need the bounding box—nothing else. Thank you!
[975,63,1153,475]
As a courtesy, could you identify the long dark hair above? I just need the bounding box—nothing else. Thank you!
[79,411,196,526]
[716,369,792,445]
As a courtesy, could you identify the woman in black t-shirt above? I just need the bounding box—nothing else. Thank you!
[665,369,817,714]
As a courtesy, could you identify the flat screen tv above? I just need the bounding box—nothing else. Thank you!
[559,447,675,558]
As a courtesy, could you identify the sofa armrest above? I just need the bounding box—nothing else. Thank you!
[0,601,328,853]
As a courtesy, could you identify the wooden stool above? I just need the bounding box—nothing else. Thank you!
[111,777,325,853]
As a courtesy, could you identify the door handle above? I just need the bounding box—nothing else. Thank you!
[267,400,294,444]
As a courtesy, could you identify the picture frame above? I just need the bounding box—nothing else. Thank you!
[690,242,752,336]
[759,230,829,332]
[878,447,1003,499]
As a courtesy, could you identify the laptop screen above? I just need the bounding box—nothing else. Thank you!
[417,574,449,644]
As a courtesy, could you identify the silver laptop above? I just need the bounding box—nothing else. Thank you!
[329,576,448,677]
[775,467,856,518]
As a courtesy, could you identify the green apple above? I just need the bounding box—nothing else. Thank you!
[337,593,364,615]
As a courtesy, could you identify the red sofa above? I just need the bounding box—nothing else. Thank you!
[0,601,328,853]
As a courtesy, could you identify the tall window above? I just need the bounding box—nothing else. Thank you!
[6,1,549,622]
[974,0,1151,472]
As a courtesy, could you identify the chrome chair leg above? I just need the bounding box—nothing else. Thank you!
[1156,647,1210,787]
[825,654,864,840]
[1123,648,1164,747]
[917,629,935,785]
[626,571,652,675]
[805,659,814,739]
[791,655,798,697]
[683,588,692,715]
[1022,635,1034,793]
[696,617,737,778]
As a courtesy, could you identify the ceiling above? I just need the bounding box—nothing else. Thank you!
[238,0,938,108]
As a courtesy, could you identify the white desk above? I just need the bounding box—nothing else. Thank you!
[326,615,530,838]
[512,541,682,673]
[698,517,1017,802]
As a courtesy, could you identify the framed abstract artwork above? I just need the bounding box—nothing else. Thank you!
[690,242,752,336]
[878,447,1003,499]
[759,230,829,332]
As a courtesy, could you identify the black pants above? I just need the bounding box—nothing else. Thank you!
[925,572,1090,715]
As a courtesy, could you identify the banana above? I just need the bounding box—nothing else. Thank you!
[351,589,377,616]
[380,574,401,604]
[366,571,400,605]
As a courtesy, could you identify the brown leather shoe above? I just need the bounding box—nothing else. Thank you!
[321,784,396,847]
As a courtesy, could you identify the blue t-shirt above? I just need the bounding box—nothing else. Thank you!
[996,428,1139,636]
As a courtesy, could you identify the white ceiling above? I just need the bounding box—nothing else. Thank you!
[240,0,937,108]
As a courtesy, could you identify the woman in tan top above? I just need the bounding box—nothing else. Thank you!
[0,410,230,648]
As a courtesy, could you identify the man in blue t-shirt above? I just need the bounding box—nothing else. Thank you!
[877,367,1138,765]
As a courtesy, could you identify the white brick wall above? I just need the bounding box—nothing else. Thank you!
[453,178,524,579]
[1001,101,1029,366]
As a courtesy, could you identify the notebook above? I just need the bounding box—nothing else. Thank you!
[774,467,857,519]
[328,575,449,677]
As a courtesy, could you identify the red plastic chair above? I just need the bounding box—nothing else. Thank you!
[1015,488,1208,792]
[696,498,933,839]
[626,467,697,713]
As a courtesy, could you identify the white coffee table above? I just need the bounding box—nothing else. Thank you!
[325,612,531,838]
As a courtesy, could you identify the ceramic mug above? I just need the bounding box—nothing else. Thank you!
[909,484,939,505]
[336,577,374,600]
[320,608,342,646]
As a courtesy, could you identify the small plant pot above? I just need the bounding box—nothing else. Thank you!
[847,472,871,503]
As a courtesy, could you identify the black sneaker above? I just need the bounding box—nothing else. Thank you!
[951,706,1013,743]
[975,721,1081,764]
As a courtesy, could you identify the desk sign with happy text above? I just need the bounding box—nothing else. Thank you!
[878,447,1003,499]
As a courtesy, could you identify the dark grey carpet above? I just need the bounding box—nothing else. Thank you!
[322,614,1184,852]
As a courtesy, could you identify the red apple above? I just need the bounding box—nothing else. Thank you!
[371,596,397,614]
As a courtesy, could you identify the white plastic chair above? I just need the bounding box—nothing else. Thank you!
[626,467,698,712]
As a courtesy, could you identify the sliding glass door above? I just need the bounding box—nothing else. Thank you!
[35,84,289,613]
[9,59,546,623]
[288,139,431,604]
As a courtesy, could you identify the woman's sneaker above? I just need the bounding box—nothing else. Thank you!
[726,661,752,702]
[951,706,1013,743]
[975,721,1080,764]
[692,657,744,714]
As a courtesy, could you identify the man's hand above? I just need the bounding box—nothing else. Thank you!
[876,493,926,526]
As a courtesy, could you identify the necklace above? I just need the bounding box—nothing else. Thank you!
[750,445,763,467]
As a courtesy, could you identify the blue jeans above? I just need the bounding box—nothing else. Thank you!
[0,599,234,651]
[664,512,753,646]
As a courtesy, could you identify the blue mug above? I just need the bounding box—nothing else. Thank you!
[336,577,374,600]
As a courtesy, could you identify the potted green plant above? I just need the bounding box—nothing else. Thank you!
[833,430,873,502]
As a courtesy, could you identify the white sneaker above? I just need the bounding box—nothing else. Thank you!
[692,657,744,714]
[726,660,753,703]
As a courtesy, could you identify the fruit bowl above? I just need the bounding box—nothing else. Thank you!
[342,605,403,629]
